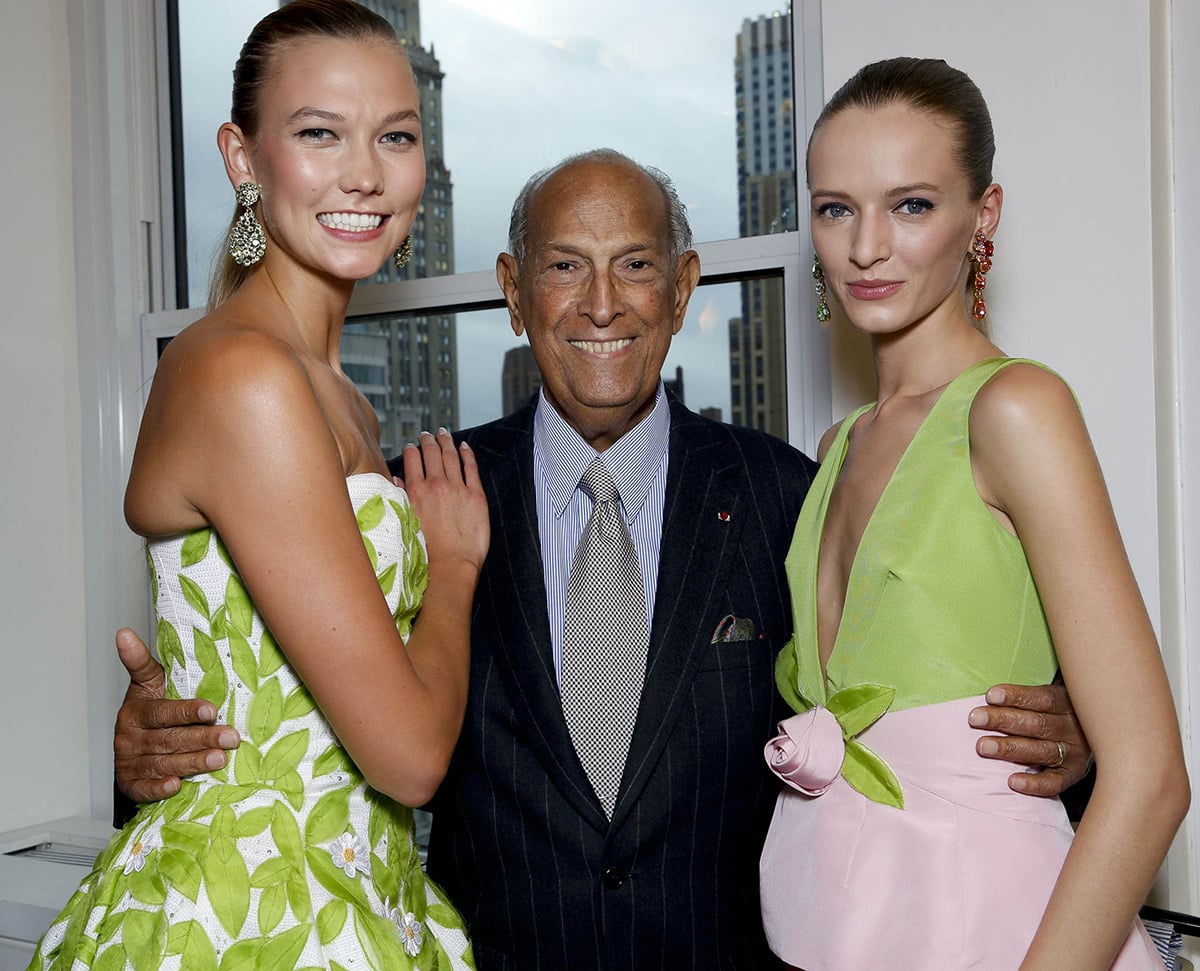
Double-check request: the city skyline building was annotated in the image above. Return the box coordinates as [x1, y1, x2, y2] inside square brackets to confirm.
[729, 9, 795, 437]
[663, 365, 685, 406]
[341, 0, 459, 452]
[501, 345, 542, 415]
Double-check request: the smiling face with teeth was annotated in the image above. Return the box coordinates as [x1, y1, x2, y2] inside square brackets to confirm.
[496, 158, 701, 452]
[218, 35, 424, 285]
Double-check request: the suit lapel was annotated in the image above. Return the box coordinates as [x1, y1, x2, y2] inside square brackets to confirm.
[470, 410, 610, 831]
[612, 402, 750, 825]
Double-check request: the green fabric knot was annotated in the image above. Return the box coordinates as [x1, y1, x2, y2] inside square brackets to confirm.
[775, 638, 905, 809]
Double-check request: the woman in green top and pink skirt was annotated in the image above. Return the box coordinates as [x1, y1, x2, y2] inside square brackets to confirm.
[760, 58, 1188, 969]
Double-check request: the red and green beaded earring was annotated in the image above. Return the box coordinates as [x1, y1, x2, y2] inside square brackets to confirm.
[971, 230, 994, 320]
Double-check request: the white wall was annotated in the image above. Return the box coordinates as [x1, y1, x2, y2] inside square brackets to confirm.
[822, 1, 1160, 613]
[821, 0, 1196, 910]
[0, 0, 90, 830]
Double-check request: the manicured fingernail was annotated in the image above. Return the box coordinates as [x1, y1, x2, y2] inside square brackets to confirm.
[978, 738, 998, 756]
[968, 709, 986, 728]
[987, 687, 1006, 704]
[205, 751, 228, 770]
[438, 426, 448, 435]
[218, 730, 240, 749]
[460, 441, 472, 450]
[198, 703, 216, 722]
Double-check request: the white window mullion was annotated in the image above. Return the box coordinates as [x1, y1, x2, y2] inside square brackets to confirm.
[69, 0, 165, 821]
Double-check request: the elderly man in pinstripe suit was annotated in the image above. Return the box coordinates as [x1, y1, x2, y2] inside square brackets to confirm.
[112, 149, 1092, 970]
[415, 149, 819, 969]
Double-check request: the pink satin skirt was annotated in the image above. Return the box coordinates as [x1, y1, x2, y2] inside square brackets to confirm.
[759, 695, 1160, 969]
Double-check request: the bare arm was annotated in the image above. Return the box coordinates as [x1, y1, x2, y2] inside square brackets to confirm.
[125, 331, 488, 807]
[971, 364, 1188, 969]
[111, 429, 486, 805]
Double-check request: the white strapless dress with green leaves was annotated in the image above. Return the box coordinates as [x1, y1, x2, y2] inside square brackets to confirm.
[32, 473, 475, 971]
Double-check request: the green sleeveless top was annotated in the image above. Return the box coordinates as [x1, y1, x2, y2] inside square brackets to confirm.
[777, 358, 1060, 725]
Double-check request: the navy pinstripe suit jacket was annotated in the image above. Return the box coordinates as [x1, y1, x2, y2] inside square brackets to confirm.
[396, 396, 817, 971]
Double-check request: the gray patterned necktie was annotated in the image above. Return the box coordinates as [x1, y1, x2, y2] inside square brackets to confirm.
[561, 456, 651, 818]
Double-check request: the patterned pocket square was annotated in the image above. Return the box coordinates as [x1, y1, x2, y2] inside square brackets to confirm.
[711, 614, 759, 643]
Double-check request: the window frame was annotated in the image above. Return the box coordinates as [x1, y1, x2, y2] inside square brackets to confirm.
[69, 0, 176, 819]
[72, 0, 829, 821]
[143, 0, 830, 448]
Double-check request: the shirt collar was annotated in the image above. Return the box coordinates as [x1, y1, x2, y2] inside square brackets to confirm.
[534, 383, 671, 521]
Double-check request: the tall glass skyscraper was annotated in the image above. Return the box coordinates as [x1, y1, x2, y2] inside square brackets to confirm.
[730, 10, 795, 437]
[341, 0, 459, 450]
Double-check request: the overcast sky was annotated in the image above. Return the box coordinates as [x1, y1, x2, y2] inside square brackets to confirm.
[178, 0, 797, 425]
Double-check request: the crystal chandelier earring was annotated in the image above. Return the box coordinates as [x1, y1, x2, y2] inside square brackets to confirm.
[812, 255, 831, 323]
[227, 182, 266, 267]
[394, 235, 414, 269]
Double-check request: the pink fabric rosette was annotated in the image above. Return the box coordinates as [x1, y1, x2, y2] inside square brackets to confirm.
[763, 707, 845, 796]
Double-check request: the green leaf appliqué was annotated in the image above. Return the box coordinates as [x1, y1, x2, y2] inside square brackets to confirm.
[257, 923, 312, 971]
[193, 627, 228, 710]
[224, 572, 253, 637]
[313, 742, 353, 779]
[180, 529, 211, 568]
[826, 682, 895, 737]
[122, 908, 168, 971]
[258, 881, 288, 936]
[247, 677, 284, 746]
[179, 574, 210, 621]
[259, 628, 285, 677]
[317, 899, 348, 945]
[356, 494, 386, 532]
[228, 627, 257, 692]
[283, 684, 317, 720]
[305, 789, 351, 846]
[156, 618, 184, 674]
[203, 834, 250, 937]
[158, 847, 203, 903]
[232, 740, 263, 786]
[260, 729, 309, 783]
[841, 738, 905, 810]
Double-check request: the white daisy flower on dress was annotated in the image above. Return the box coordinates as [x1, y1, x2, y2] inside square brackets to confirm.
[327, 832, 371, 879]
[395, 909, 424, 957]
[123, 838, 149, 875]
[384, 899, 424, 957]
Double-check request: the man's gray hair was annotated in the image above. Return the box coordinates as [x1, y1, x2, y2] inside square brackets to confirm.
[506, 148, 694, 268]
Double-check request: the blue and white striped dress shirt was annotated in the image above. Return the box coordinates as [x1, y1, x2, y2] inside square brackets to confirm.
[533, 384, 671, 685]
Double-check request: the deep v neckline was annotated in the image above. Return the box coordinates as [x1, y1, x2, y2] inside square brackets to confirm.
[809, 362, 994, 695]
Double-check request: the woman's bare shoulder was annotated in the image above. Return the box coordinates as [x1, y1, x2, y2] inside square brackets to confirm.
[127, 315, 330, 534]
[968, 360, 1095, 512]
[157, 313, 307, 391]
[969, 361, 1080, 448]
[816, 419, 845, 463]
[146, 322, 331, 467]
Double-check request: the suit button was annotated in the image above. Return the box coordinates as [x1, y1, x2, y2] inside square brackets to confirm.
[602, 867, 627, 889]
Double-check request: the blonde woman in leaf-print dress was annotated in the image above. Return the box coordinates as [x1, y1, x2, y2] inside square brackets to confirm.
[34, 489, 471, 970]
[30, 3, 486, 970]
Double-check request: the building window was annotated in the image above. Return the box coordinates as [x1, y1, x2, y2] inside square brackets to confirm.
[159, 0, 819, 444]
